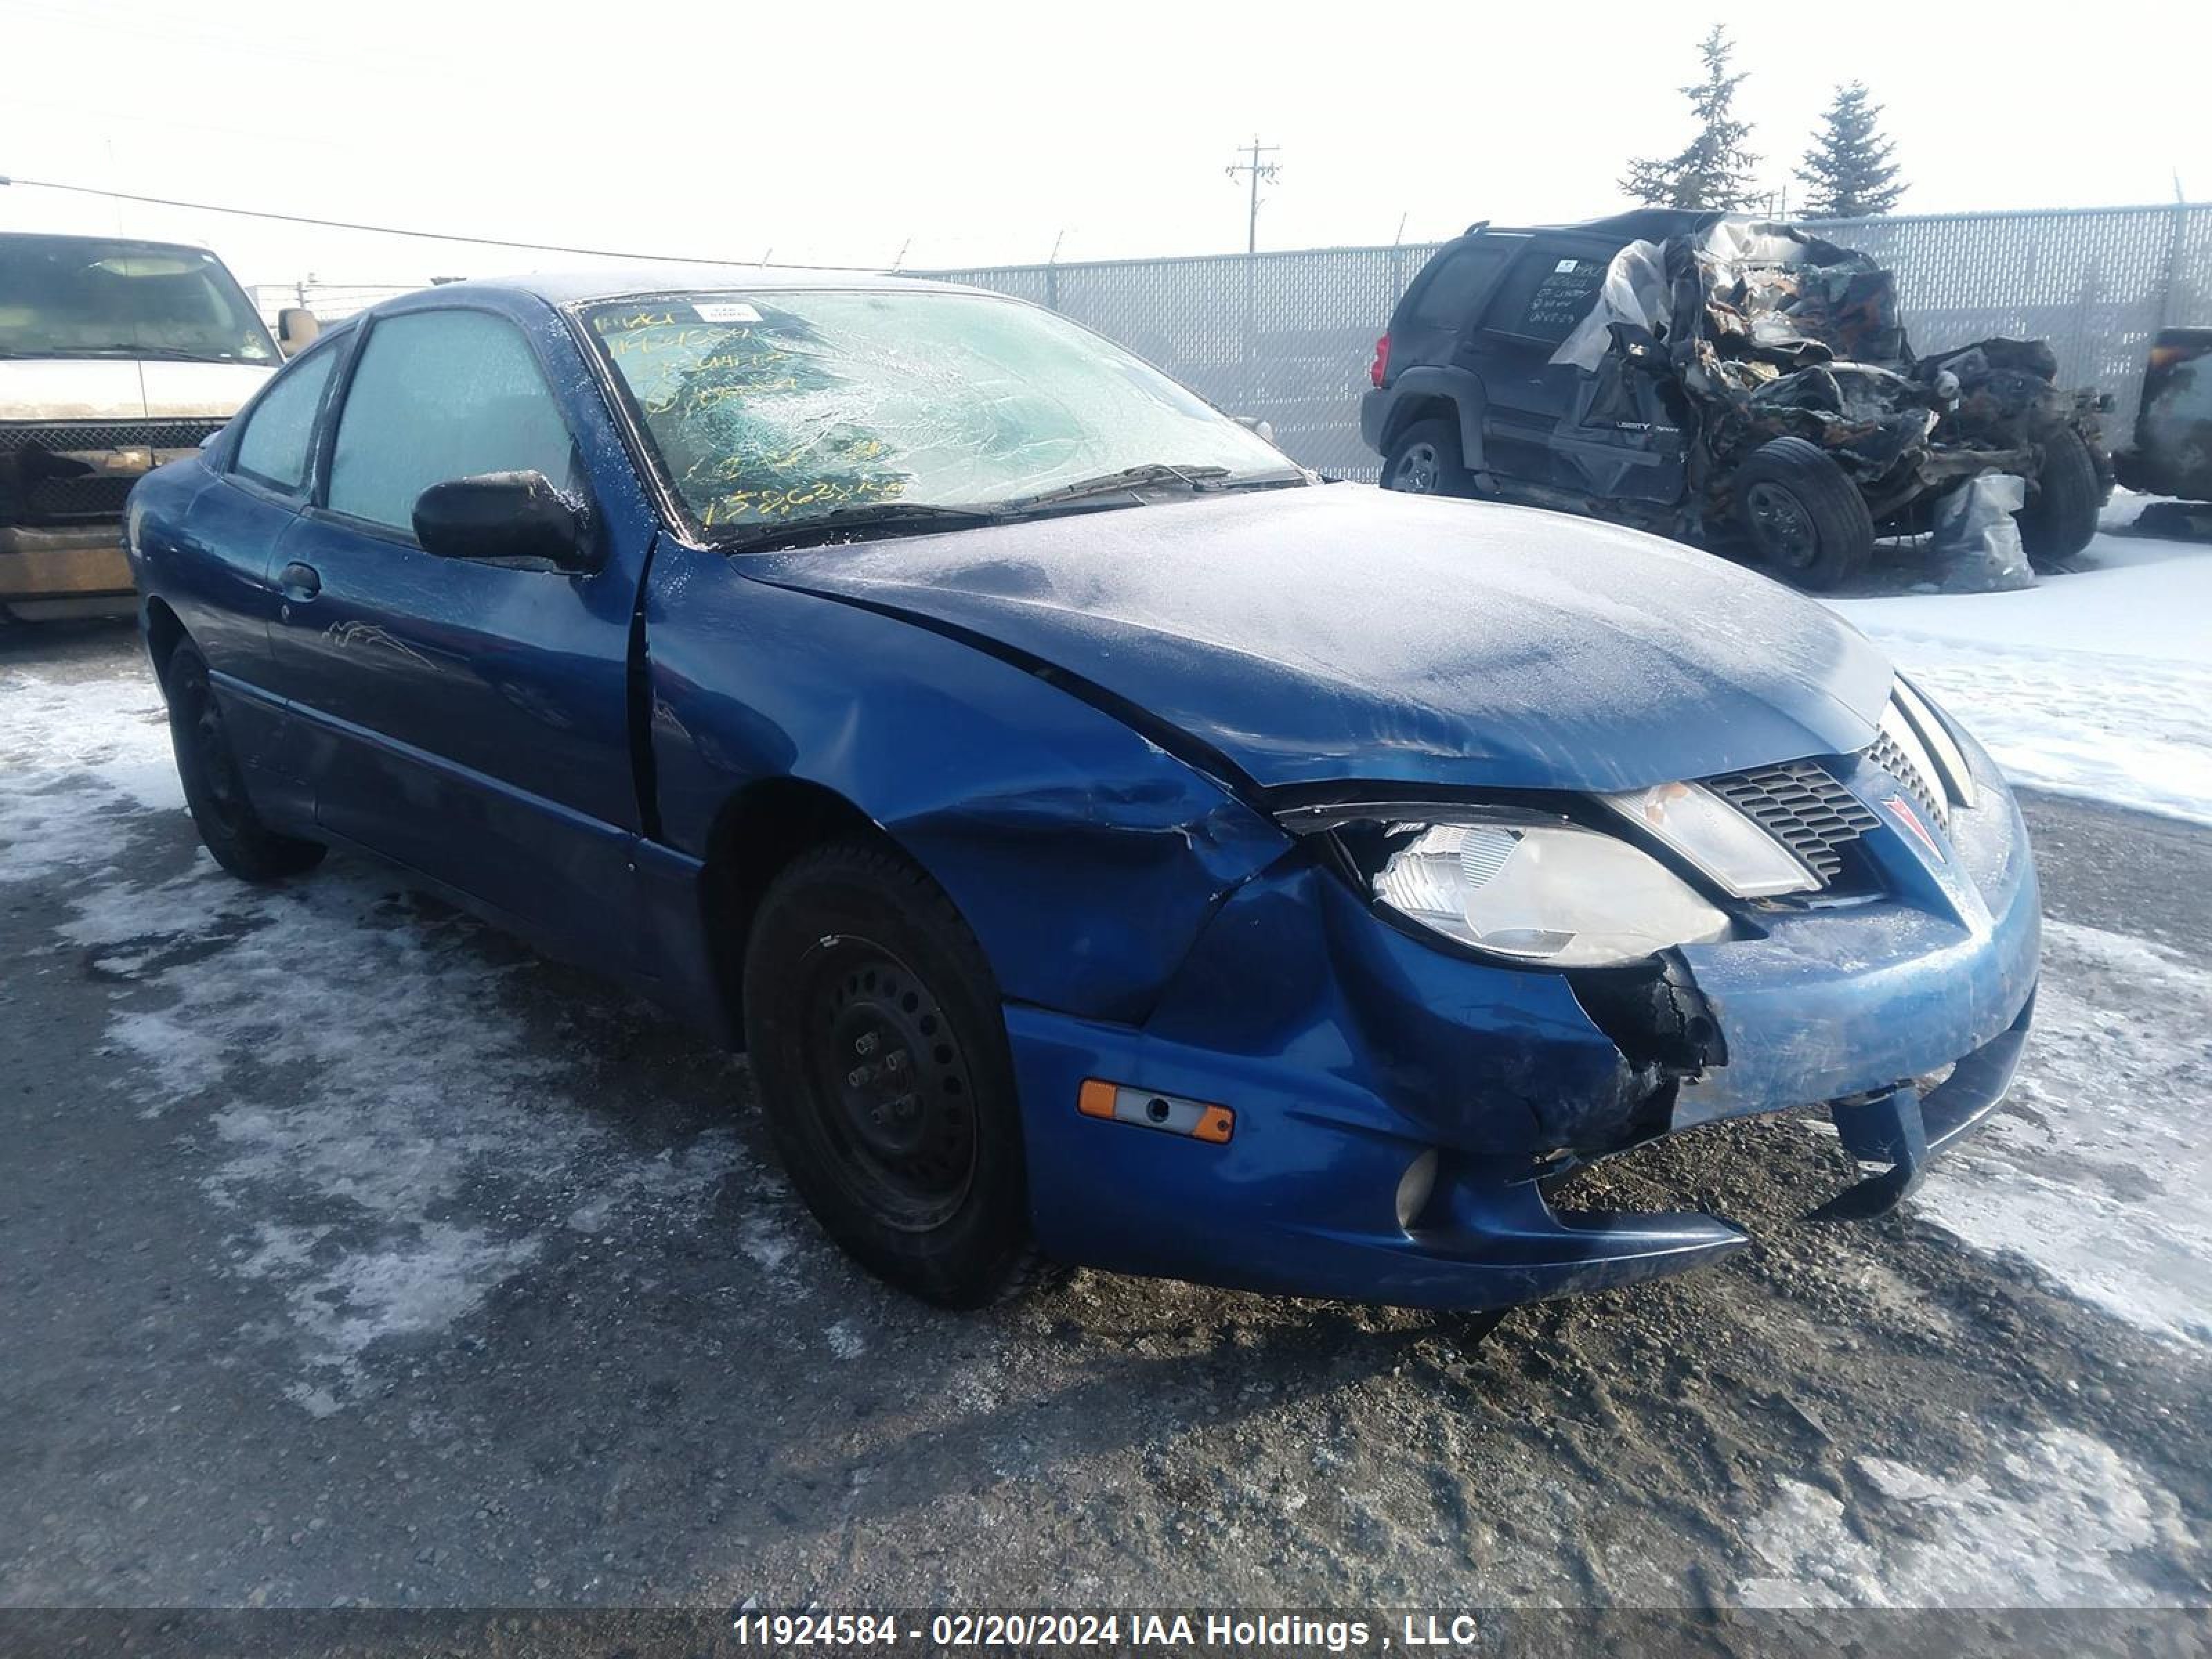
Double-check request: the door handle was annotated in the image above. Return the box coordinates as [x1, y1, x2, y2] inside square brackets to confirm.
[278, 561, 322, 601]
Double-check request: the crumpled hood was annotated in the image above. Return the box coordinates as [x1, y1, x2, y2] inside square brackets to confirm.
[746, 486, 1893, 795]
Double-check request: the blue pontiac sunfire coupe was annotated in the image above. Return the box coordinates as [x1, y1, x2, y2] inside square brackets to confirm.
[126, 269, 2041, 1311]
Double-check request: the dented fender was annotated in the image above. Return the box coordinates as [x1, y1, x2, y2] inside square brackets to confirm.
[643, 539, 1288, 1024]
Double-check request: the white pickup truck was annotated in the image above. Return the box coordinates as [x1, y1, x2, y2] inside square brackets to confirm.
[1, 232, 297, 621]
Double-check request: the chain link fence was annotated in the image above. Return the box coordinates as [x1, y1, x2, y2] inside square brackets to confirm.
[252, 283, 418, 328]
[256, 204, 2212, 485]
[932, 203, 2212, 481]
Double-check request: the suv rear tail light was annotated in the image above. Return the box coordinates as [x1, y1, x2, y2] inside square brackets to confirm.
[1369, 332, 1391, 388]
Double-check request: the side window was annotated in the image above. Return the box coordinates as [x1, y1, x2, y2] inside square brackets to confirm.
[1409, 241, 1516, 329]
[1481, 246, 1613, 346]
[326, 309, 574, 534]
[232, 344, 339, 494]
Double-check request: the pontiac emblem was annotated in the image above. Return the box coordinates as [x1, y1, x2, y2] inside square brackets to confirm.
[1884, 794, 1945, 862]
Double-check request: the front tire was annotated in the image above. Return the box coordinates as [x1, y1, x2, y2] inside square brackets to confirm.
[742, 838, 1040, 1307]
[162, 641, 326, 881]
[2018, 426, 2102, 569]
[1382, 417, 1476, 497]
[1732, 436, 1875, 591]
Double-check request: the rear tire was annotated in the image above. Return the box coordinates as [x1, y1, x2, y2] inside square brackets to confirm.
[1732, 437, 1875, 592]
[742, 837, 1042, 1308]
[162, 641, 326, 882]
[2018, 426, 2102, 570]
[1382, 417, 1477, 497]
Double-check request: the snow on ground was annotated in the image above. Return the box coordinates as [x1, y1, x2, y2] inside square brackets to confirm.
[0, 660, 757, 1412]
[1828, 496, 2212, 826]
[1913, 919, 2212, 1350]
[1736, 1427, 2194, 1608]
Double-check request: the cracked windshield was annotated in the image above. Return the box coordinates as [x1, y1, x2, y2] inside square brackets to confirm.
[585, 290, 1291, 534]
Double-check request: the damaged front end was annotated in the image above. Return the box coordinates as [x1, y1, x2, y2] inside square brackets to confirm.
[1569, 222, 2112, 550]
[1009, 686, 2038, 1313]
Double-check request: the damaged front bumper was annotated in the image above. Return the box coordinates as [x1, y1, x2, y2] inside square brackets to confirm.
[1012, 739, 2038, 1311]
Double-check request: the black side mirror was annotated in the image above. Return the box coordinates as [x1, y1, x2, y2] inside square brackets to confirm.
[1607, 321, 1667, 368]
[412, 471, 591, 570]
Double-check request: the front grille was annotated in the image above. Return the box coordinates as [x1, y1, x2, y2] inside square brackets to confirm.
[1866, 729, 1950, 834]
[0, 418, 225, 525]
[0, 418, 226, 454]
[20, 472, 136, 521]
[1704, 759, 1880, 883]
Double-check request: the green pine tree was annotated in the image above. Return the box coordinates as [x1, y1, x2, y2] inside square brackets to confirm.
[1620, 26, 1761, 212]
[1795, 82, 1906, 218]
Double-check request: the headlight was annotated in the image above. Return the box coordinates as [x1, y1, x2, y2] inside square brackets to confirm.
[1600, 780, 1819, 897]
[1371, 818, 1730, 967]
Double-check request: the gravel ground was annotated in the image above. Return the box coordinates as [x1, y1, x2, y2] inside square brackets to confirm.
[2, 623, 2208, 1614]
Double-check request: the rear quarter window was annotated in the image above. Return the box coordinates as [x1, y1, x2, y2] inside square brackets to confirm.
[1483, 247, 1614, 345]
[232, 345, 339, 494]
[1406, 241, 1517, 329]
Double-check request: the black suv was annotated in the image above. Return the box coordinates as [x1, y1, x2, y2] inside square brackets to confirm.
[1361, 209, 2112, 589]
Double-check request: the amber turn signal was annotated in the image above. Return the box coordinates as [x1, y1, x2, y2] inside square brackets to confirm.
[1077, 1078, 1234, 1144]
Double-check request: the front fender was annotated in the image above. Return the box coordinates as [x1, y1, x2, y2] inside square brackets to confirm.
[644, 543, 1288, 1024]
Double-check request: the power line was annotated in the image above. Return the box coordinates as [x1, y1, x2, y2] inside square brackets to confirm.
[1224, 137, 1281, 256]
[0, 173, 891, 273]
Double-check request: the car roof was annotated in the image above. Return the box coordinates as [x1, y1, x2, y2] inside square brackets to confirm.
[0, 229, 223, 258]
[418, 264, 984, 309]
[1461, 208, 1736, 243]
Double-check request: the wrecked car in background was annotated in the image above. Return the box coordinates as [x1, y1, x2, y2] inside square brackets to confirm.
[2116, 327, 2212, 523]
[1364, 209, 2112, 589]
[126, 268, 2038, 1318]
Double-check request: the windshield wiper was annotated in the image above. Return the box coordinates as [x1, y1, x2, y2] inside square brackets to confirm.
[997, 462, 1316, 514]
[33, 344, 247, 363]
[997, 462, 1236, 512]
[715, 500, 1005, 554]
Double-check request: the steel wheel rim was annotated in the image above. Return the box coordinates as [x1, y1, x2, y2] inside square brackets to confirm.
[182, 672, 247, 834]
[1745, 480, 1818, 568]
[1391, 442, 1440, 493]
[798, 935, 978, 1231]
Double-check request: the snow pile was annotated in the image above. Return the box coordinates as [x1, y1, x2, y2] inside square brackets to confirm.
[1736, 1427, 2191, 1607]
[1914, 919, 2212, 1349]
[1828, 496, 2212, 825]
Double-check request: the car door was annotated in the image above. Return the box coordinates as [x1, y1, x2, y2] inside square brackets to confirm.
[170, 333, 348, 821]
[263, 299, 646, 967]
[1462, 236, 1618, 489]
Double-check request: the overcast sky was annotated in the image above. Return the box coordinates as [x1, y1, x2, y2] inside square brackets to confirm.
[3, 0, 2206, 292]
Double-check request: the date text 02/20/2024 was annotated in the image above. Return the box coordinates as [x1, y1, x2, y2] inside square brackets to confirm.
[728, 1610, 1504, 1650]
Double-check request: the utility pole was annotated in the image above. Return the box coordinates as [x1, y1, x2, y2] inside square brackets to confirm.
[1225, 138, 1279, 416]
[1225, 137, 1280, 255]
